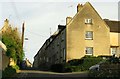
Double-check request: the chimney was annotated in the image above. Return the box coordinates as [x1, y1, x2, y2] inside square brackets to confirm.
[4, 19, 9, 26]
[77, 4, 83, 13]
[66, 17, 72, 25]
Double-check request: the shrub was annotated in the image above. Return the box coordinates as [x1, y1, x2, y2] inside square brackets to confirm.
[89, 63, 120, 78]
[66, 56, 103, 72]
[12, 65, 20, 70]
[108, 57, 120, 64]
[2, 66, 16, 78]
[81, 57, 103, 71]
[50, 64, 64, 72]
[89, 56, 120, 78]
[64, 67, 72, 72]
[50, 56, 104, 73]
[68, 58, 84, 66]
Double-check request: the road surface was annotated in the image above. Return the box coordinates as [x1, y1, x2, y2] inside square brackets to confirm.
[10, 70, 89, 79]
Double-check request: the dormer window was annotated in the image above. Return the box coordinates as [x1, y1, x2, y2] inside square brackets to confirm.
[50, 38, 52, 42]
[85, 19, 92, 24]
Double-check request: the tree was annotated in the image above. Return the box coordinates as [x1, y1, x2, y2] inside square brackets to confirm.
[2, 26, 24, 65]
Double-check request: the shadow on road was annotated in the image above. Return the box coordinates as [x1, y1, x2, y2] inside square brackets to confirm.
[2, 70, 89, 79]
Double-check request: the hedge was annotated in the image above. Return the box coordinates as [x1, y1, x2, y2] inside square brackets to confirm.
[2, 66, 16, 78]
[50, 56, 104, 72]
[2, 65, 19, 78]
[66, 56, 103, 71]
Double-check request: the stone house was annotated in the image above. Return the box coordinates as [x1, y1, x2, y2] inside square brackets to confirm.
[33, 2, 120, 69]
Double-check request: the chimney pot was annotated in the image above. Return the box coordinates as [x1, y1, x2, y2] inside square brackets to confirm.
[77, 3, 83, 12]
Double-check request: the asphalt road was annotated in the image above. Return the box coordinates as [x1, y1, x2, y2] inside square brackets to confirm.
[10, 70, 89, 79]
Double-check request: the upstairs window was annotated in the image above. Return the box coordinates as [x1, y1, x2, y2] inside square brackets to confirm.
[85, 31, 93, 40]
[63, 48, 66, 60]
[85, 19, 92, 24]
[86, 47, 93, 55]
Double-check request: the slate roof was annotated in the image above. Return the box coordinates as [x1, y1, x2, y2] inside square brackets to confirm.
[104, 19, 120, 33]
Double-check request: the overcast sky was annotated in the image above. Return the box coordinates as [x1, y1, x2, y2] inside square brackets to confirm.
[0, 0, 119, 63]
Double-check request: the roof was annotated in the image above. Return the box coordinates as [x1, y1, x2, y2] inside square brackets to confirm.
[34, 25, 66, 58]
[67, 2, 108, 29]
[45, 25, 66, 49]
[104, 19, 120, 33]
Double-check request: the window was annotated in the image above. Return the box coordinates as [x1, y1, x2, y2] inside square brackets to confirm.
[85, 31, 93, 40]
[61, 38, 64, 42]
[44, 57, 45, 60]
[85, 19, 92, 24]
[57, 43, 60, 46]
[63, 48, 66, 60]
[40, 57, 41, 61]
[46, 57, 49, 62]
[50, 38, 52, 42]
[111, 47, 117, 55]
[86, 47, 93, 55]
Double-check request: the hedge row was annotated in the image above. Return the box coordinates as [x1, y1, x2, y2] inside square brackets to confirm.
[50, 56, 103, 72]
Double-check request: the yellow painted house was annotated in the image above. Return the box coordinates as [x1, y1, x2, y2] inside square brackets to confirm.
[33, 2, 120, 68]
[66, 2, 111, 61]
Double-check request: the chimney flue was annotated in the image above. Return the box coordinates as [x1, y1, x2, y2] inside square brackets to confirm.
[77, 4, 83, 13]
[66, 17, 72, 25]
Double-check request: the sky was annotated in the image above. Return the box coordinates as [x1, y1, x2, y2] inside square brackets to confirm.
[0, 0, 119, 63]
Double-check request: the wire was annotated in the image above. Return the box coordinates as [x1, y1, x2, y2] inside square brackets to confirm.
[9, 1, 49, 38]
[10, 0, 21, 22]
[26, 29, 49, 38]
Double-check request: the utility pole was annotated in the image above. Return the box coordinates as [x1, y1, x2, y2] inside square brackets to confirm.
[22, 22, 25, 48]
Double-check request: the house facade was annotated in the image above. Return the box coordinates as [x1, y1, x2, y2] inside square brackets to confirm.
[105, 20, 120, 57]
[0, 40, 9, 71]
[33, 2, 120, 69]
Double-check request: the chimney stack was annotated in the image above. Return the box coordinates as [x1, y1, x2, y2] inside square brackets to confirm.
[66, 17, 72, 25]
[4, 19, 9, 26]
[77, 3, 83, 13]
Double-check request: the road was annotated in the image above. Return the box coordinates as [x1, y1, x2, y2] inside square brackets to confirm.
[10, 70, 89, 79]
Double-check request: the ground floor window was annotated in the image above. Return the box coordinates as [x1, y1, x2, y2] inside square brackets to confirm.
[85, 47, 93, 55]
[111, 47, 117, 55]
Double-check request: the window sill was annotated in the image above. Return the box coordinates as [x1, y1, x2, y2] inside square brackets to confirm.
[85, 54, 93, 55]
[85, 38, 93, 40]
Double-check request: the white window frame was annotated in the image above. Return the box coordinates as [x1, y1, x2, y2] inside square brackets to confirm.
[85, 19, 92, 24]
[110, 47, 117, 55]
[85, 47, 93, 55]
[85, 31, 93, 40]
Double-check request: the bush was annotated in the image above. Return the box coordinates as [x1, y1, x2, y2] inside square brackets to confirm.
[12, 65, 20, 70]
[89, 63, 120, 78]
[89, 56, 120, 78]
[50, 56, 104, 73]
[68, 58, 84, 66]
[66, 56, 103, 72]
[2, 66, 16, 78]
[50, 64, 64, 72]
[108, 57, 120, 64]
[80, 57, 103, 71]
[64, 68, 72, 72]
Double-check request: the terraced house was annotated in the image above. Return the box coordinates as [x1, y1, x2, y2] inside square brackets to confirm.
[33, 2, 120, 69]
